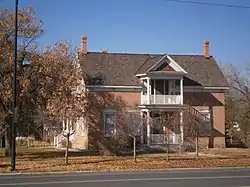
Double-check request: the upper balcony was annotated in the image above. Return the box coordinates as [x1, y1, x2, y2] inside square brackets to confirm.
[140, 78, 183, 106]
[141, 95, 181, 105]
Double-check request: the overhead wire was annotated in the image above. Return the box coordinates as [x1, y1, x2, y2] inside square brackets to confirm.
[165, 0, 250, 9]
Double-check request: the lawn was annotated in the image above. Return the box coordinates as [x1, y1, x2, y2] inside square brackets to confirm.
[0, 147, 249, 173]
[201, 148, 250, 158]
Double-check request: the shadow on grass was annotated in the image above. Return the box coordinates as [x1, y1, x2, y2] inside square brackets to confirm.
[16, 150, 101, 160]
[0, 163, 9, 168]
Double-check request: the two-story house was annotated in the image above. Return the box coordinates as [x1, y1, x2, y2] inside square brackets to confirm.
[54, 36, 228, 153]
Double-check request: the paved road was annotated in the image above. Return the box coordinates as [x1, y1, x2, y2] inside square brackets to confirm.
[0, 168, 249, 187]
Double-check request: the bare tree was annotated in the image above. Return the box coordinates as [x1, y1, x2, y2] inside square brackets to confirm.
[157, 111, 179, 161]
[116, 109, 146, 162]
[1, 6, 86, 157]
[183, 105, 210, 159]
[222, 63, 250, 147]
[0, 6, 43, 155]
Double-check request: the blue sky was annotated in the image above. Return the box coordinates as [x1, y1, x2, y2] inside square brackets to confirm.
[2, 0, 250, 67]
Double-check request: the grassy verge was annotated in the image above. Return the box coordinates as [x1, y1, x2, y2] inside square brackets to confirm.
[201, 148, 250, 158]
[0, 147, 249, 173]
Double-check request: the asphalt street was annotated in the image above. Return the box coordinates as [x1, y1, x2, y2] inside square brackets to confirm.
[0, 168, 249, 187]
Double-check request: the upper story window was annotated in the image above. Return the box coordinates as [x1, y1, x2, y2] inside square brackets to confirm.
[175, 80, 180, 87]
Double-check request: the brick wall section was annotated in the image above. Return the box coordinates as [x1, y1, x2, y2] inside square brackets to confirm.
[184, 92, 226, 148]
[113, 92, 141, 107]
[86, 91, 140, 155]
[211, 93, 226, 148]
[86, 90, 226, 153]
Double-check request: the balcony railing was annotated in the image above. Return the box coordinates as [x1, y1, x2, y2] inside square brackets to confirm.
[141, 95, 181, 105]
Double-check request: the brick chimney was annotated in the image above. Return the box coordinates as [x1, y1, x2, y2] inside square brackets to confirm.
[203, 40, 210, 58]
[101, 49, 108, 53]
[81, 36, 87, 54]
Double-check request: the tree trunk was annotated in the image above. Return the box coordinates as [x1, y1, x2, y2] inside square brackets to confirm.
[1, 136, 5, 148]
[133, 136, 136, 162]
[243, 131, 248, 145]
[27, 138, 30, 147]
[166, 142, 169, 161]
[230, 133, 233, 145]
[195, 134, 199, 159]
[65, 133, 69, 165]
[5, 126, 11, 157]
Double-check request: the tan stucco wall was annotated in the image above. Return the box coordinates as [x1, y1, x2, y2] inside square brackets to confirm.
[71, 117, 88, 150]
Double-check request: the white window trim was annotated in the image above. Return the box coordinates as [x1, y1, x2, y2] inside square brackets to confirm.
[198, 109, 211, 122]
[103, 109, 117, 137]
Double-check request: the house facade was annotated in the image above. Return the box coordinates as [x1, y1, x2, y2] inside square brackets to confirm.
[54, 37, 228, 153]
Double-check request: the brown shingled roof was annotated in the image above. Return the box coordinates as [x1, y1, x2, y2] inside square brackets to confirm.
[79, 52, 228, 87]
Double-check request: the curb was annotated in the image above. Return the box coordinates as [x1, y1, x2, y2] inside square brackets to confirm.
[0, 166, 249, 176]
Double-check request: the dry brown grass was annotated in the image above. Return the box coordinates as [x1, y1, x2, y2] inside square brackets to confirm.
[0, 147, 249, 173]
[0, 156, 249, 173]
[201, 148, 250, 158]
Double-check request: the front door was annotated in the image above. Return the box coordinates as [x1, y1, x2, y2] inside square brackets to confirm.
[150, 116, 165, 144]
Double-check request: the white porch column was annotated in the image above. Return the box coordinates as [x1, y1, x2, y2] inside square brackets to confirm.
[66, 119, 69, 132]
[146, 111, 151, 145]
[140, 111, 144, 145]
[153, 79, 156, 104]
[147, 78, 150, 104]
[163, 126, 166, 143]
[180, 111, 184, 146]
[164, 80, 166, 104]
[63, 120, 65, 131]
[141, 80, 144, 105]
[180, 78, 183, 105]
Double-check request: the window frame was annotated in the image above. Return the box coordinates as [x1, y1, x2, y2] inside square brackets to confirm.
[198, 109, 211, 121]
[103, 109, 117, 137]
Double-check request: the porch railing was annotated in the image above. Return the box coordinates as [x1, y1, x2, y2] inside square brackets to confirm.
[184, 105, 211, 136]
[141, 95, 181, 105]
[150, 134, 181, 144]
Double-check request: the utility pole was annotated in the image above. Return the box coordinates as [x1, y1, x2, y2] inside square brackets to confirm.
[10, 0, 19, 172]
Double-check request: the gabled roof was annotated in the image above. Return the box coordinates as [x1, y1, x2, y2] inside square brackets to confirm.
[137, 54, 188, 74]
[79, 52, 228, 87]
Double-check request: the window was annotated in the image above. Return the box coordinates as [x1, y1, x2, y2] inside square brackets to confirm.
[198, 109, 211, 136]
[169, 80, 180, 95]
[126, 108, 142, 135]
[103, 109, 117, 137]
[199, 109, 210, 121]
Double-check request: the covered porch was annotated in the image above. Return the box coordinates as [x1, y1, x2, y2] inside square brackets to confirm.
[140, 109, 184, 145]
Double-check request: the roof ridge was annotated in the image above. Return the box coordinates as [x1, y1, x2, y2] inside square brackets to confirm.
[87, 52, 214, 57]
[87, 52, 164, 56]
